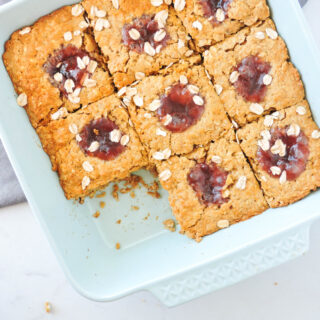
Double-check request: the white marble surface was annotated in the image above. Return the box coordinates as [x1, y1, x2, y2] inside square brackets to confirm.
[1, 1, 320, 319]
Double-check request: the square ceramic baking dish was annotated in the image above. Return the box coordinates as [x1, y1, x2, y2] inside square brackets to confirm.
[1, 0, 320, 307]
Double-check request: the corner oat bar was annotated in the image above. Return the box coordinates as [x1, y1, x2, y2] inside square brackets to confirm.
[3, 5, 114, 128]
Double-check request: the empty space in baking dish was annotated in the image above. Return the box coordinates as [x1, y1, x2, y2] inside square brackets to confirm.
[86, 169, 174, 249]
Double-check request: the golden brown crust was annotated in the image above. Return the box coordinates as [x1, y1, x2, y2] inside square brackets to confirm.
[126, 59, 235, 163]
[157, 139, 268, 241]
[82, 0, 195, 88]
[3, 5, 114, 128]
[174, 0, 270, 49]
[204, 19, 305, 126]
[37, 95, 147, 199]
[237, 101, 320, 207]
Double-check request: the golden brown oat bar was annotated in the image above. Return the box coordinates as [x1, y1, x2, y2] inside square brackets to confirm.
[156, 138, 268, 241]
[37, 95, 147, 199]
[126, 58, 234, 163]
[237, 101, 320, 207]
[173, 0, 269, 49]
[3, 5, 114, 128]
[82, 0, 195, 88]
[204, 19, 305, 126]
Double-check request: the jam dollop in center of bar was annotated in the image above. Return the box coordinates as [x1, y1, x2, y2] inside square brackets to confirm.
[257, 126, 310, 180]
[199, 0, 232, 24]
[188, 162, 229, 206]
[157, 83, 205, 133]
[78, 118, 126, 161]
[233, 55, 271, 103]
[44, 45, 93, 96]
[122, 15, 169, 54]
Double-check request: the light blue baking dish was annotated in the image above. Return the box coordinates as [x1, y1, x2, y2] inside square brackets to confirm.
[1, 0, 320, 307]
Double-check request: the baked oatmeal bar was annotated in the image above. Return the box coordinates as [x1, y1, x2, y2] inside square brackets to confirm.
[82, 0, 195, 88]
[157, 139, 268, 240]
[3, 4, 113, 128]
[173, 0, 270, 49]
[204, 19, 305, 126]
[237, 101, 320, 207]
[126, 58, 234, 163]
[37, 95, 147, 199]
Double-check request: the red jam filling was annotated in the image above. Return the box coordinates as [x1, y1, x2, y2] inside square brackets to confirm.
[187, 162, 229, 206]
[44, 45, 93, 96]
[122, 15, 169, 54]
[156, 83, 205, 133]
[257, 126, 310, 180]
[78, 118, 125, 161]
[233, 55, 271, 103]
[199, 0, 232, 25]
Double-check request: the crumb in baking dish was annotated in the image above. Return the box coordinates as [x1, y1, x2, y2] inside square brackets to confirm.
[112, 184, 120, 201]
[96, 191, 106, 198]
[116, 174, 162, 198]
[143, 213, 151, 220]
[92, 210, 101, 218]
[163, 219, 176, 232]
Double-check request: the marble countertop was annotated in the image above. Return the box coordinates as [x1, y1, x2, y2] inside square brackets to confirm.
[1, 1, 320, 319]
